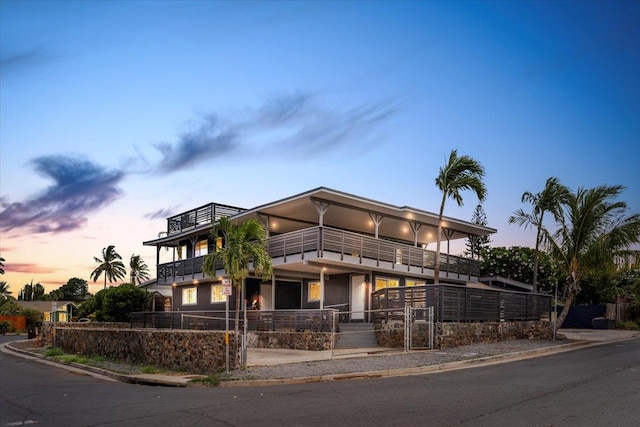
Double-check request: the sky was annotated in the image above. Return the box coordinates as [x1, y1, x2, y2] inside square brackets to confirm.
[1, 0, 639, 295]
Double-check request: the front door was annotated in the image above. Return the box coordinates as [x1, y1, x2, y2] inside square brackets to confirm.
[350, 274, 366, 321]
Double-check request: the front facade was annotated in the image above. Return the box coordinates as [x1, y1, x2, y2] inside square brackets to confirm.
[143, 187, 496, 319]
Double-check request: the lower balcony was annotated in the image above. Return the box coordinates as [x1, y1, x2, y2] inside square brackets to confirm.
[156, 226, 480, 285]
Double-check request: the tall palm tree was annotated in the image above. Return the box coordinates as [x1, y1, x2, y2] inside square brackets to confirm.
[508, 177, 570, 292]
[129, 254, 150, 285]
[91, 245, 126, 289]
[434, 149, 487, 283]
[0, 281, 11, 298]
[545, 185, 640, 329]
[202, 217, 273, 368]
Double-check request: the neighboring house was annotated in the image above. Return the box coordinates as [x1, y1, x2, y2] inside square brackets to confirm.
[479, 276, 534, 293]
[143, 187, 496, 320]
[137, 279, 173, 311]
[16, 301, 78, 322]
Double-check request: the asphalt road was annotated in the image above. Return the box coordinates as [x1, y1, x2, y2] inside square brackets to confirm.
[1, 335, 639, 426]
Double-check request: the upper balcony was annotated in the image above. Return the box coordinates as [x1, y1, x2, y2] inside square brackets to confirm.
[157, 226, 480, 285]
[165, 203, 245, 236]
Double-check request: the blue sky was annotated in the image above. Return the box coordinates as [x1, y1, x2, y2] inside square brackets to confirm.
[1, 0, 639, 293]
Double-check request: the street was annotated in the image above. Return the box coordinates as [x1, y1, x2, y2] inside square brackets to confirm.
[1, 335, 639, 426]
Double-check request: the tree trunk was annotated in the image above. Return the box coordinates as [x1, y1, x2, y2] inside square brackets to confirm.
[233, 281, 241, 369]
[555, 290, 575, 330]
[434, 195, 447, 284]
[532, 225, 541, 293]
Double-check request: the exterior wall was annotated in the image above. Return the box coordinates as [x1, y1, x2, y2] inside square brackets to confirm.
[41, 323, 238, 373]
[247, 331, 333, 351]
[376, 321, 553, 349]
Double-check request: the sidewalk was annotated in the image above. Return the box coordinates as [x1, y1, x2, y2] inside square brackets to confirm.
[2, 329, 638, 388]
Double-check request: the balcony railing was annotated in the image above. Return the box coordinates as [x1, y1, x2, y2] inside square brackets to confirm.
[157, 226, 480, 283]
[167, 203, 245, 235]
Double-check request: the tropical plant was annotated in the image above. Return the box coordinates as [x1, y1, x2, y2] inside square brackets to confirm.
[129, 254, 150, 285]
[464, 204, 491, 260]
[509, 177, 570, 292]
[480, 246, 561, 295]
[0, 281, 12, 298]
[91, 245, 126, 289]
[434, 149, 487, 283]
[202, 217, 273, 367]
[98, 283, 150, 322]
[52, 277, 90, 302]
[544, 185, 640, 329]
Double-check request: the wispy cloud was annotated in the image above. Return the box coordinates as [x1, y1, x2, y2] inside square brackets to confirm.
[5, 263, 57, 274]
[144, 206, 180, 221]
[0, 46, 57, 80]
[151, 92, 396, 172]
[0, 155, 124, 234]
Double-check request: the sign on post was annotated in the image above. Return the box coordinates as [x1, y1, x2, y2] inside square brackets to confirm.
[222, 279, 232, 296]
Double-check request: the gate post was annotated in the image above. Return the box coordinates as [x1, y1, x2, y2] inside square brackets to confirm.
[404, 305, 411, 352]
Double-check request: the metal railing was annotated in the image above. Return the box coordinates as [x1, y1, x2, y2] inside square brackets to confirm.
[167, 203, 245, 235]
[157, 226, 480, 283]
[371, 284, 551, 323]
[130, 309, 338, 332]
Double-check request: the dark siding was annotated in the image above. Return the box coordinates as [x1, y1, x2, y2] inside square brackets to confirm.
[275, 281, 301, 309]
[324, 273, 350, 306]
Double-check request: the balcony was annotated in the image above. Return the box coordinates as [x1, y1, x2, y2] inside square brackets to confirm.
[157, 226, 480, 284]
[166, 203, 245, 236]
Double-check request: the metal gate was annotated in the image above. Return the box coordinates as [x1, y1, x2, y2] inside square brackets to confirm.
[404, 306, 434, 351]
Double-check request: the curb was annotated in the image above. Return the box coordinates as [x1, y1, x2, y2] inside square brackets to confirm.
[1, 341, 188, 387]
[3, 336, 636, 388]
[217, 340, 601, 387]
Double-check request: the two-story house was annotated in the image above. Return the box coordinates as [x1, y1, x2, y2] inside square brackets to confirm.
[143, 187, 495, 321]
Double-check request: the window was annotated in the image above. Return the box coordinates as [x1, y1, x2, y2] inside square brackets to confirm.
[308, 282, 321, 302]
[211, 284, 227, 303]
[405, 279, 425, 287]
[375, 277, 399, 291]
[195, 240, 208, 257]
[182, 287, 197, 305]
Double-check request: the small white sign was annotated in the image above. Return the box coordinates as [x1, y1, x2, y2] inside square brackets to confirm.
[222, 285, 232, 296]
[221, 279, 230, 286]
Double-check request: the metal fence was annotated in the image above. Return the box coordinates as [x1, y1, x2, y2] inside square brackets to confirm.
[371, 284, 551, 323]
[130, 309, 337, 332]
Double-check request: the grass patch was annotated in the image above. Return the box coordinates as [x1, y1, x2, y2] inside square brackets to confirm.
[141, 365, 164, 374]
[617, 320, 640, 330]
[189, 371, 232, 386]
[44, 347, 64, 357]
[59, 354, 89, 364]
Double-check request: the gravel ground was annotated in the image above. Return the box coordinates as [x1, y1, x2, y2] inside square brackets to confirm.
[225, 339, 570, 381]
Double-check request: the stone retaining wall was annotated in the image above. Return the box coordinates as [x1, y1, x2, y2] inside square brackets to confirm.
[247, 331, 333, 350]
[41, 323, 237, 373]
[376, 321, 553, 349]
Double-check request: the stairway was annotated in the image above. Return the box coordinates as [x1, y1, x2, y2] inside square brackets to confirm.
[334, 323, 378, 349]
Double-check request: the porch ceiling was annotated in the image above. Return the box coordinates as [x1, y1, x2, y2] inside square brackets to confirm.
[232, 187, 495, 245]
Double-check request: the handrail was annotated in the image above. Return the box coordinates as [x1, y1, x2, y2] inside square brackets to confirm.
[157, 226, 480, 282]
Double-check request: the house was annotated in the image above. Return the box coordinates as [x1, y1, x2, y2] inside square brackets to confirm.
[15, 301, 78, 322]
[143, 187, 496, 321]
[137, 279, 173, 311]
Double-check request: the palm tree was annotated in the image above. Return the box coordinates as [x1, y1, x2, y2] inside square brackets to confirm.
[129, 254, 150, 285]
[545, 185, 640, 329]
[0, 256, 5, 275]
[508, 177, 570, 292]
[202, 217, 273, 368]
[91, 245, 126, 289]
[434, 149, 487, 283]
[0, 281, 11, 298]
